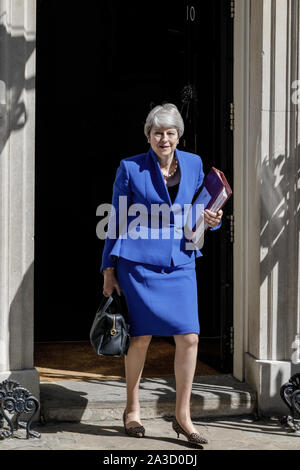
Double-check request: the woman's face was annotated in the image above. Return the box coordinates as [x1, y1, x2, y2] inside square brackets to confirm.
[148, 126, 179, 160]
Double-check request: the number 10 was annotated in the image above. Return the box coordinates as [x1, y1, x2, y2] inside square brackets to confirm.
[187, 5, 196, 22]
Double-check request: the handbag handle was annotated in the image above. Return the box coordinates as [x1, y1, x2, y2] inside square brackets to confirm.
[97, 291, 123, 315]
[96, 295, 113, 314]
[103, 295, 114, 311]
[111, 290, 124, 314]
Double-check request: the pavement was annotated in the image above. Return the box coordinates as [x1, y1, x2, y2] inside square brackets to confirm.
[0, 415, 300, 451]
[0, 374, 299, 452]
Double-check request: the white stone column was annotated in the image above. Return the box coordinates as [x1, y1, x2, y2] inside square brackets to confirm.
[238, 0, 300, 415]
[0, 0, 39, 398]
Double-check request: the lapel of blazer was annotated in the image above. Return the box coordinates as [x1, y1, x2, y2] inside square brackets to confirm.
[147, 147, 184, 207]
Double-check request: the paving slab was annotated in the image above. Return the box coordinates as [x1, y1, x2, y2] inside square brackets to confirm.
[0, 416, 299, 451]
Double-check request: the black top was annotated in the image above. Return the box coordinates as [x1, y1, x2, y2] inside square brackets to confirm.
[167, 182, 179, 203]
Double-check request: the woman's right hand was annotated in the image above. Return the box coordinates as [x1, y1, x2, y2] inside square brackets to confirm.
[103, 270, 122, 297]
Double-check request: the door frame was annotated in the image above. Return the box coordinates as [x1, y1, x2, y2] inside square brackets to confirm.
[233, 0, 250, 382]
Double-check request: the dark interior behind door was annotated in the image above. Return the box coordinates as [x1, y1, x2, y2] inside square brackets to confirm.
[35, 0, 233, 372]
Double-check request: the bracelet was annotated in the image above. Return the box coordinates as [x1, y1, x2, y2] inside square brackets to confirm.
[103, 267, 115, 273]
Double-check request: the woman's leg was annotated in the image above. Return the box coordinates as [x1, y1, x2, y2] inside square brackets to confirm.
[124, 335, 152, 427]
[173, 333, 199, 434]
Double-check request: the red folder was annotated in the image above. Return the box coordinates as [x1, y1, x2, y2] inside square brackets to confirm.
[184, 167, 232, 247]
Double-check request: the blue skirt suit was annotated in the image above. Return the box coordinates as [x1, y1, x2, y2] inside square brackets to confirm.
[100, 148, 222, 338]
[116, 183, 200, 337]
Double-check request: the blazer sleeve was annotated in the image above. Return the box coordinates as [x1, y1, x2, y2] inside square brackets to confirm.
[195, 157, 222, 232]
[100, 160, 132, 274]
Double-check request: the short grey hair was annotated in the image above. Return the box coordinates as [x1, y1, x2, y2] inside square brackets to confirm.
[144, 103, 184, 139]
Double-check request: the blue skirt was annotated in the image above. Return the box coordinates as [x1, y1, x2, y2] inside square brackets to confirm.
[116, 256, 200, 337]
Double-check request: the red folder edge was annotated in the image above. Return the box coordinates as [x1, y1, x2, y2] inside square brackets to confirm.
[190, 167, 233, 237]
[207, 167, 233, 210]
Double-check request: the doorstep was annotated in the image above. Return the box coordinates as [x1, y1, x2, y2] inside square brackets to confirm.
[40, 374, 257, 423]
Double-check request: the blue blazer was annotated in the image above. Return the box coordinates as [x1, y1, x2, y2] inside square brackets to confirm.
[100, 147, 221, 273]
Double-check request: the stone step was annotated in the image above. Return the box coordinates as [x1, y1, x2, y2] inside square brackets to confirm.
[40, 374, 257, 423]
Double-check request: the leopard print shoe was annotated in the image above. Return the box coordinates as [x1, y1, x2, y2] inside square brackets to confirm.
[123, 410, 145, 438]
[172, 417, 208, 445]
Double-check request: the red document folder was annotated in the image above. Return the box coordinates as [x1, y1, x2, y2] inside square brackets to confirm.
[184, 167, 232, 248]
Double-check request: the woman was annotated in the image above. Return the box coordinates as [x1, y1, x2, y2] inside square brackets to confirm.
[100, 103, 222, 445]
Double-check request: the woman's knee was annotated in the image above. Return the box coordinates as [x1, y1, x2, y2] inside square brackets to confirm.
[174, 333, 199, 348]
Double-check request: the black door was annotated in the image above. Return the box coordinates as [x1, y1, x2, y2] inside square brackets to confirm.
[181, 1, 234, 373]
[35, 0, 233, 372]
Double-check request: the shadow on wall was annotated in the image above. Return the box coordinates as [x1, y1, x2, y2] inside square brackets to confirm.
[8, 262, 35, 374]
[0, 16, 37, 429]
[0, 17, 36, 365]
[0, 23, 36, 155]
[0, 262, 41, 431]
[260, 141, 300, 408]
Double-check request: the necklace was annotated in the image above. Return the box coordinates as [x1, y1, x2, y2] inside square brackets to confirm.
[161, 155, 178, 181]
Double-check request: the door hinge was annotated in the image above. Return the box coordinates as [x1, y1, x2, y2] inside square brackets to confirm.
[230, 0, 235, 19]
[229, 102, 234, 131]
[226, 214, 234, 243]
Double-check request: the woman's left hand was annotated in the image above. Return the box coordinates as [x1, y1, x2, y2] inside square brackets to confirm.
[204, 209, 223, 228]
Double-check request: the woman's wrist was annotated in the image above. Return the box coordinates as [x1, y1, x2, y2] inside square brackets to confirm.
[103, 267, 115, 274]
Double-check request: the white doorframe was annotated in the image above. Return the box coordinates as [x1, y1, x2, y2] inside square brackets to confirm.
[233, 0, 250, 382]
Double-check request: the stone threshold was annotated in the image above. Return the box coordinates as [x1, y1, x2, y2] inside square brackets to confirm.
[40, 374, 257, 423]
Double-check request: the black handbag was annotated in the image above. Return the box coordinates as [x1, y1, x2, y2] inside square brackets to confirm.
[90, 291, 130, 357]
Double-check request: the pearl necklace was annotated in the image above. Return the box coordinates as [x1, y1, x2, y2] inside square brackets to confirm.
[161, 156, 178, 182]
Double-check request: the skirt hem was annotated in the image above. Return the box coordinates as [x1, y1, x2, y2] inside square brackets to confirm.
[129, 330, 200, 338]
